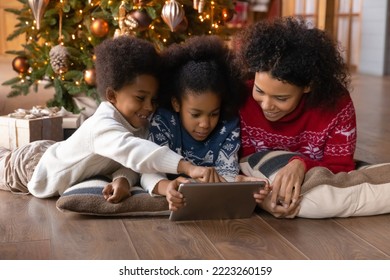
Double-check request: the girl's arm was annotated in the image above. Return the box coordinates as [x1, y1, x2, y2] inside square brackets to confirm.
[152, 177, 190, 211]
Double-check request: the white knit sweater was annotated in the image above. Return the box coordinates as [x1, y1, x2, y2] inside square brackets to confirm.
[28, 101, 183, 198]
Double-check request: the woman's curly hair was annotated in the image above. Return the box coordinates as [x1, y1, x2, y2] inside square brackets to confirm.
[158, 35, 247, 120]
[94, 36, 161, 99]
[234, 16, 350, 109]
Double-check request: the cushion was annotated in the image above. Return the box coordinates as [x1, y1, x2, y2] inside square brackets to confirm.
[240, 151, 390, 218]
[56, 176, 169, 216]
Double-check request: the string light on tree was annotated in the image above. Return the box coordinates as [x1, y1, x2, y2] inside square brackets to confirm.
[84, 68, 96, 86]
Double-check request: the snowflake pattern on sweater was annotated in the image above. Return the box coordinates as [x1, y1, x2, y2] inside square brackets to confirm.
[148, 108, 240, 181]
[240, 92, 357, 173]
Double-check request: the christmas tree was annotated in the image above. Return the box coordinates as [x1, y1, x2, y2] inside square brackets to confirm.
[3, 0, 237, 112]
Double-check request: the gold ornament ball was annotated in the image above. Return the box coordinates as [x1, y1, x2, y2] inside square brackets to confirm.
[12, 56, 30, 73]
[90, 18, 110, 38]
[84, 69, 96, 86]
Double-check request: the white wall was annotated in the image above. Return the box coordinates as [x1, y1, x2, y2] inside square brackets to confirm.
[359, 0, 390, 75]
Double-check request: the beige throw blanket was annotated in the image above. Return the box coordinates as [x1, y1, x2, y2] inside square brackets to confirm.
[240, 151, 390, 218]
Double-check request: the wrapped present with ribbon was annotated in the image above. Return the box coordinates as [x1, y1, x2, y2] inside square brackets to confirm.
[0, 106, 63, 149]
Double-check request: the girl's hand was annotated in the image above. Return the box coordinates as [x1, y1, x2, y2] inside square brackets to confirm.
[235, 175, 271, 204]
[166, 177, 190, 211]
[270, 159, 305, 209]
[102, 177, 131, 203]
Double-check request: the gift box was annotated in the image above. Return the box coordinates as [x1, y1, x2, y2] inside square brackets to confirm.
[0, 115, 63, 149]
[62, 114, 82, 139]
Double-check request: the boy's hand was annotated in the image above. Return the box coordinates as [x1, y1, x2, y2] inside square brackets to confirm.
[177, 160, 224, 182]
[102, 177, 131, 203]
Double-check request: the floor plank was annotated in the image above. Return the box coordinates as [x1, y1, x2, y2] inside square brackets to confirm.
[0, 240, 51, 260]
[196, 215, 307, 260]
[124, 218, 222, 259]
[46, 199, 139, 260]
[0, 191, 51, 243]
[259, 212, 389, 259]
[334, 215, 390, 257]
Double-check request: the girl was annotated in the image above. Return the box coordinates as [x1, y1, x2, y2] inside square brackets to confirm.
[234, 17, 356, 217]
[0, 36, 220, 203]
[141, 35, 269, 211]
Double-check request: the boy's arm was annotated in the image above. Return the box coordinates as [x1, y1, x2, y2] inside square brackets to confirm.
[112, 167, 139, 187]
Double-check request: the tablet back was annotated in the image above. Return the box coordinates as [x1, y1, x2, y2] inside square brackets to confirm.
[169, 181, 264, 221]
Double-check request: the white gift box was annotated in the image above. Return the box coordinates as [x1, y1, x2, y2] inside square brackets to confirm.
[0, 115, 63, 149]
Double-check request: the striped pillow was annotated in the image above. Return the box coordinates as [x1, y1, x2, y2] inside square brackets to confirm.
[56, 176, 169, 216]
[239, 150, 299, 181]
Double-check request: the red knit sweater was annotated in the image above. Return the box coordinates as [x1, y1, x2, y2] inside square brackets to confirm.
[239, 87, 357, 173]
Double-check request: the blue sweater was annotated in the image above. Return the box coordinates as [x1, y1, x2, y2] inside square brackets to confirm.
[145, 107, 240, 187]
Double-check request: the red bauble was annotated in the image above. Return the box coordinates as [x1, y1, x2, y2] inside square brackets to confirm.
[90, 18, 109, 38]
[12, 56, 30, 73]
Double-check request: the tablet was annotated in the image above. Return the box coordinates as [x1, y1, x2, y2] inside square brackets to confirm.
[169, 181, 265, 221]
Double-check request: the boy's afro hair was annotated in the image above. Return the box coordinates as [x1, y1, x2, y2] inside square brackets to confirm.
[94, 36, 160, 99]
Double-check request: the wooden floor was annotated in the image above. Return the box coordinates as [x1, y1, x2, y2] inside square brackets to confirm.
[1, 73, 390, 260]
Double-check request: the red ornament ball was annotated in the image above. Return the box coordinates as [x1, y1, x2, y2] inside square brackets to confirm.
[12, 56, 30, 73]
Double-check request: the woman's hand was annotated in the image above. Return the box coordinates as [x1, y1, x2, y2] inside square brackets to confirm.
[270, 159, 305, 209]
[259, 192, 302, 218]
[102, 177, 131, 203]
